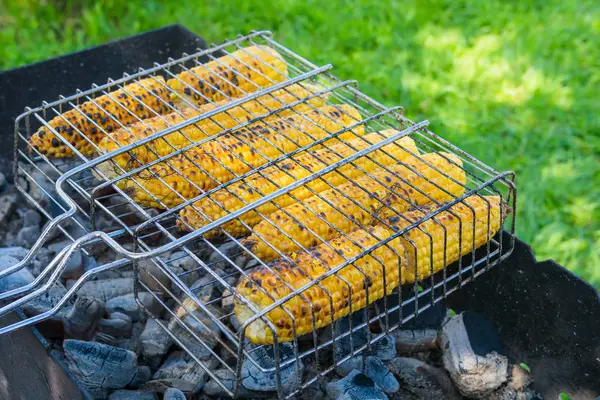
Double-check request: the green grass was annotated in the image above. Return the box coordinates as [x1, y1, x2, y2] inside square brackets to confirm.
[1, 0, 599, 285]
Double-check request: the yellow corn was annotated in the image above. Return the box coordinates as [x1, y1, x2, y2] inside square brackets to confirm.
[120, 104, 363, 208]
[167, 45, 287, 106]
[176, 130, 420, 236]
[243, 153, 466, 261]
[95, 83, 328, 179]
[235, 195, 505, 344]
[29, 77, 172, 158]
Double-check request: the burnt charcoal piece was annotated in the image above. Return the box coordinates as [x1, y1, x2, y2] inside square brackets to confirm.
[128, 366, 151, 389]
[203, 369, 273, 398]
[325, 370, 388, 400]
[241, 342, 304, 393]
[64, 339, 140, 398]
[163, 388, 186, 400]
[440, 312, 508, 397]
[105, 292, 160, 322]
[393, 329, 439, 354]
[139, 318, 172, 368]
[63, 297, 104, 340]
[168, 300, 220, 359]
[389, 357, 461, 400]
[98, 312, 133, 338]
[335, 356, 399, 394]
[153, 351, 215, 393]
[108, 390, 157, 400]
[78, 277, 134, 302]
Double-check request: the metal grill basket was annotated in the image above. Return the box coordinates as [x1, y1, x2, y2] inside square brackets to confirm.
[0, 31, 516, 399]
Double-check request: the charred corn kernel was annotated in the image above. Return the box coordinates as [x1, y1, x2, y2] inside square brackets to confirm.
[121, 104, 363, 208]
[96, 83, 328, 178]
[235, 195, 505, 344]
[383, 195, 505, 282]
[167, 46, 287, 106]
[243, 153, 466, 261]
[176, 130, 420, 236]
[29, 77, 172, 158]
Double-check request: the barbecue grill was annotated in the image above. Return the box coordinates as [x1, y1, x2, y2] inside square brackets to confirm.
[0, 30, 518, 398]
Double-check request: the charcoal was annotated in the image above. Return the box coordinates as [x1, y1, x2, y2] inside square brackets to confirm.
[336, 356, 398, 394]
[106, 292, 161, 322]
[99, 312, 134, 338]
[129, 366, 152, 389]
[0, 246, 30, 260]
[190, 274, 220, 301]
[208, 241, 243, 270]
[371, 335, 397, 360]
[300, 362, 327, 400]
[22, 209, 41, 227]
[78, 277, 134, 302]
[47, 240, 83, 279]
[139, 318, 172, 368]
[64, 339, 140, 398]
[0, 255, 33, 293]
[62, 249, 84, 280]
[21, 281, 72, 318]
[64, 296, 104, 340]
[168, 299, 220, 359]
[142, 378, 200, 396]
[153, 351, 215, 388]
[326, 370, 388, 400]
[16, 225, 41, 248]
[440, 311, 508, 398]
[139, 259, 172, 293]
[389, 357, 461, 400]
[393, 329, 439, 354]
[0, 193, 18, 227]
[203, 369, 273, 398]
[108, 390, 157, 400]
[115, 321, 145, 355]
[241, 342, 304, 393]
[163, 388, 186, 400]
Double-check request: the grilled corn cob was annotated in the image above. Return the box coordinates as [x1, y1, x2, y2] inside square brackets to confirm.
[29, 77, 172, 158]
[176, 130, 420, 236]
[121, 104, 363, 208]
[235, 195, 505, 344]
[243, 153, 466, 261]
[96, 83, 328, 178]
[168, 45, 287, 106]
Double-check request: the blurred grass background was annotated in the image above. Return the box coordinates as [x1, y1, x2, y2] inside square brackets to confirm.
[0, 0, 599, 285]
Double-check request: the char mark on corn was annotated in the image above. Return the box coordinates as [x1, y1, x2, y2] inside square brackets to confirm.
[120, 104, 363, 208]
[29, 77, 172, 158]
[242, 152, 467, 262]
[96, 83, 328, 178]
[167, 45, 287, 106]
[176, 130, 420, 236]
[235, 195, 506, 344]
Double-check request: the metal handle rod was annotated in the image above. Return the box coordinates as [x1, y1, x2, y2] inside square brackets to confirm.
[0, 257, 129, 335]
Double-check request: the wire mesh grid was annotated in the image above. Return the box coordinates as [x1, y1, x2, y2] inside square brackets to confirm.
[2, 30, 516, 399]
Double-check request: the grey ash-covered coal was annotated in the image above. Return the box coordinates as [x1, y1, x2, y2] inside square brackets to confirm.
[0, 171, 542, 400]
